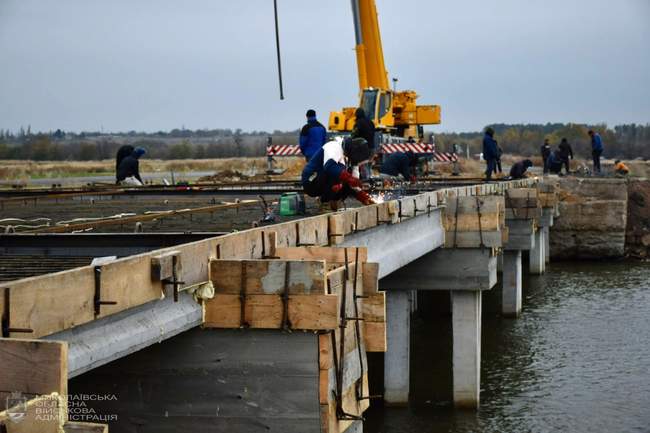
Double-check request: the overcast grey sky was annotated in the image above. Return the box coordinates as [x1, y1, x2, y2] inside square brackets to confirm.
[1, 0, 648, 133]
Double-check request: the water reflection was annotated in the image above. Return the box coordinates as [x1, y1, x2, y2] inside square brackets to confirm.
[366, 261, 650, 433]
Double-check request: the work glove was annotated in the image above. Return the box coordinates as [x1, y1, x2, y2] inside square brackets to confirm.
[355, 190, 375, 206]
[331, 183, 343, 193]
[339, 170, 362, 188]
[409, 175, 417, 184]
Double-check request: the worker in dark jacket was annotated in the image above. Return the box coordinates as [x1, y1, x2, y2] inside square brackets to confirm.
[509, 159, 533, 179]
[302, 137, 374, 206]
[352, 108, 376, 151]
[588, 130, 604, 174]
[380, 151, 418, 182]
[116, 147, 146, 185]
[546, 150, 563, 174]
[115, 144, 134, 173]
[558, 137, 573, 174]
[541, 139, 551, 174]
[482, 127, 498, 180]
[299, 109, 327, 161]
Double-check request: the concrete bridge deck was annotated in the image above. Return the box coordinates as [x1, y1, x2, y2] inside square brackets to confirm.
[0, 177, 559, 433]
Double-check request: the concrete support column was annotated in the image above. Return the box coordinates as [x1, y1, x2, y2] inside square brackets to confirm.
[543, 226, 550, 264]
[529, 229, 544, 275]
[502, 250, 522, 317]
[384, 290, 410, 405]
[451, 290, 482, 408]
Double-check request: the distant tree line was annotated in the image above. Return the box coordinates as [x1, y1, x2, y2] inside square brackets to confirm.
[0, 123, 648, 161]
[434, 123, 650, 160]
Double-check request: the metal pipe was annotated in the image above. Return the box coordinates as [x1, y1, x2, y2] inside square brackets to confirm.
[273, 0, 285, 100]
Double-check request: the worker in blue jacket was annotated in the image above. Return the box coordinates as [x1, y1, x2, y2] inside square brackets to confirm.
[299, 109, 327, 161]
[482, 127, 498, 180]
[301, 136, 374, 207]
[380, 151, 418, 182]
[588, 130, 604, 174]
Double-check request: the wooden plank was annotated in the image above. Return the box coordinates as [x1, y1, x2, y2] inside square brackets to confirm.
[150, 250, 180, 281]
[319, 333, 332, 370]
[362, 262, 379, 295]
[273, 247, 368, 264]
[5, 268, 95, 338]
[328, 213, 346, 245]
[320, 374, 369, 433]
[363, 321, 387, 352]
[0, 339, 67, 404]
[0, 393, 65, 433]
[203, 293, 339, 330]
[353, 205, 379, 231]
[443, 212, 501, 231]
[97, 255, 164, 317]
[63, 422, 108, 433]
[361, 292, 386, 322]
[210, 259, 327, 295]
[297, 216, 329, 246]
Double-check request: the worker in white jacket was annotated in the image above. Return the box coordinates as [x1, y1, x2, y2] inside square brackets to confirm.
[301, 136, 375, 207]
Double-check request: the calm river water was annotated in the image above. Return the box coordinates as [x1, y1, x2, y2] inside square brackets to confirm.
[366, 261, 650, 433]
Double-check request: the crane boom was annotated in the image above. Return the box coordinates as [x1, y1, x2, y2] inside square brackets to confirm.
[352, 0, 388, 91]
[330, 0, 441, 139]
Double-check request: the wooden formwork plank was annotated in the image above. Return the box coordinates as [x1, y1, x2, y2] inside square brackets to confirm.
[352, 205, 379, 231]
[0, 339, 67, 404]
[319, 374, 369, 433]
[0, 393, 66, 433]
[296, 216, 329, 246]
[4, 268, 95, 338]
[361, 262, 379, 295]
[363, 322, 387, 352]
[361, 292, 386, 322]
[376, 200, 399, 224]
[210, 259, 327, 295]
[203, 293, 338, 330]
[273, 247, 368, 264]
[97, 255, 164, 318]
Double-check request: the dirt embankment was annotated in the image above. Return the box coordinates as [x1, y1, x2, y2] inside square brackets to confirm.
[626, 178, 650, 259]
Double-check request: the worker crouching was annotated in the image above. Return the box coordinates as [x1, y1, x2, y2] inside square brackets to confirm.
[379, 151, 418, 183]
[302, 136, 375, 209]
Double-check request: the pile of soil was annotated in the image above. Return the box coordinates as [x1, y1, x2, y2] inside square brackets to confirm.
[198, 169, 251, 183]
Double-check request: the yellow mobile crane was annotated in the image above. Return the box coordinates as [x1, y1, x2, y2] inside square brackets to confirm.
[328, 0, 441, 138]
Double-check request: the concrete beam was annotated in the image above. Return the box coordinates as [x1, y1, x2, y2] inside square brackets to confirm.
[452, 291, 482, 408]
[384, 290, 411, 405]
[44, 292, 202, 378]
[342, 211, 444, 278]
[502, 250, 522, 317]
[379, 248, 497, 291]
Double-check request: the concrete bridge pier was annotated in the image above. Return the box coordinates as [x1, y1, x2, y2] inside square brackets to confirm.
[380, 248, 497, 408]
[503, 219, 535, 316]
[501, 250, 522, 317]
[384, 290, 412, 405]
[529, 228, 545, 275]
